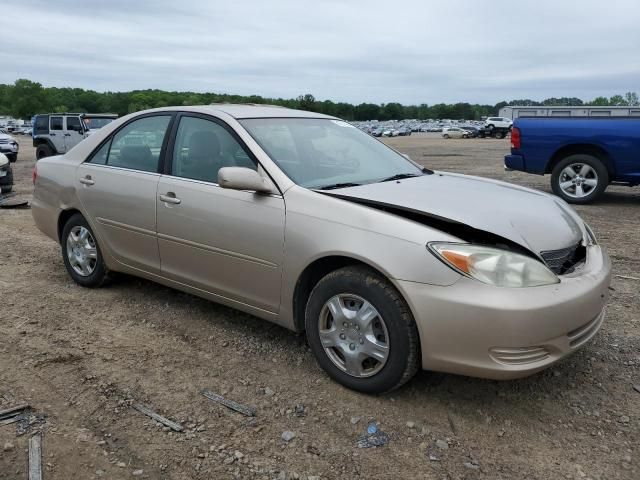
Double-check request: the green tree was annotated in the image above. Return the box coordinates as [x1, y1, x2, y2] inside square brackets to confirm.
[9, 79, 48, 118]
[624, 91, 639, 106]
[609, 95, 625, 106]
[590, 96, 609, 106]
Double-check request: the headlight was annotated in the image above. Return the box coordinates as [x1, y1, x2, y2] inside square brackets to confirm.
[428, 243, 559, 288]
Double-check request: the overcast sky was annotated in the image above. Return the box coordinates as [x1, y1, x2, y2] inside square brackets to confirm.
[2, 0, 639, 105]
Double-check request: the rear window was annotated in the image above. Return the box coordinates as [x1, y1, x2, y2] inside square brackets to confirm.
[34, 115, 49, 134]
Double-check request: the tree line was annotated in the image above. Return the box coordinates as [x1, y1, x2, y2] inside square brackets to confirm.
[0, 79, 638, 121]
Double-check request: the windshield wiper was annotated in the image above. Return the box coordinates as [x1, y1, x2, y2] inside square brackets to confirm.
[316, 182, 362, 190]
[379, 173, 423, 183]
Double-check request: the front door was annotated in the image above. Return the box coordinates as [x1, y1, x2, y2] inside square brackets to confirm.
[49, 115, 66, 153]
[156, 114, 285, 312]
[76, 114, 173, 274]
[64, 116, 86, 152]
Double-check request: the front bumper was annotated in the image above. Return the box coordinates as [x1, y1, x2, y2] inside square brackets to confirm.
[0, 165, 13, 191]
[399, 245, 611, 379]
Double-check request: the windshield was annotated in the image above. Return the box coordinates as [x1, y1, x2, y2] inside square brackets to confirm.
[239, 118, 423, 189]
[83, 117, 115, 130]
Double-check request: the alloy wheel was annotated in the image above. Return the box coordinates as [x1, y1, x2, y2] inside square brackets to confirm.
[66, 226, 98, 276]
[559, 163, 599, 198]
[317, 294, 390, 378]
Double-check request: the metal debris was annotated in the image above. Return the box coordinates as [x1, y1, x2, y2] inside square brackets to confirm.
[132, 404, 183, 432]
[201, 390, 256, 417]
[29, 433, 42, 480]
[356, 422, 390, 448]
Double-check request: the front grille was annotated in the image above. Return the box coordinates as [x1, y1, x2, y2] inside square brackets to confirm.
[540, 242, 586, 274]
[0, 139, 8, 144]
[489, 346, 550, 365]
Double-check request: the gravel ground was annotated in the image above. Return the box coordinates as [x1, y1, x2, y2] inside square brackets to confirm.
[0, 134, 637, 480]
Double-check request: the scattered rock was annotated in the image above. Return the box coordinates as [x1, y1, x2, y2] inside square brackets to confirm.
[294, 404, 305, 417]
[350, 416, 361, 425]
[3, 441, 14, 452]
[264, 387, 275, 397]
[117, 461, 126, 468]
[620, 415, 630, 424]
[464, 461, 480, 470]
[132, 470, 144, 476]
[234, 450, 244, 460]
[435, 439, 448, 450]
[95, 470, 105, 476]
[282, 431, 296, 442]
[406, 421, 416, 429]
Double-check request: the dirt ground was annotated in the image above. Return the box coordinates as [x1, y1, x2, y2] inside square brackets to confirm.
[0, 134, 637, 480]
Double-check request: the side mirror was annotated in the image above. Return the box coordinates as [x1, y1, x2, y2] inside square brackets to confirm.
[218, 167, 274, 194]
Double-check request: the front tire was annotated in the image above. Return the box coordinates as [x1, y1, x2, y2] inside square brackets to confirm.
[305, 266, 420, 394]
[551, 154, 608, 204]
[61, 213, 109, 287]
[443, 134, 449, 139]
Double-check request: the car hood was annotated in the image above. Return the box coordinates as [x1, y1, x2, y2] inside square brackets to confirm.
[322, 172, 586, 255]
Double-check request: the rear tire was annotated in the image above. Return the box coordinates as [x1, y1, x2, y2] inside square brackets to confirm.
[443, 134, 449, 139]
[36, 144, 53, 160]
[551, 154, 608, 204]
[7, 153, 17, 163]
[305, 266, 420, 394]
[495, 132, 504, 139]
[61, 213, 109, 288]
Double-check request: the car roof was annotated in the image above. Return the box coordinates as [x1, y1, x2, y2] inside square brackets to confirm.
[143, 104, 338, 120]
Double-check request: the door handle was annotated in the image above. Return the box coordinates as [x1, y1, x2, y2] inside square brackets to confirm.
[50, 133, 56, 136]
[64, 133, 71, 137]
[79, 176, 94, 186]
[159, 193, 181, 205]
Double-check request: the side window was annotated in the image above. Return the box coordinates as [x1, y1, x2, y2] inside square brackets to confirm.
[87, 140, 111, 165]
[51, 116, 63, 131]
[66, 116, 82, 132]
[107, 115, 171, 172]
[172, 116, 256, 183]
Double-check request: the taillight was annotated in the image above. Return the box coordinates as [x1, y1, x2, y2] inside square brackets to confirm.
[32, 164, 37, 185]
[510, 127, 521, 150]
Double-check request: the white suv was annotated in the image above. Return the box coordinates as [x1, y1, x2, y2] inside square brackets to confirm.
[484, 117, 513, 129]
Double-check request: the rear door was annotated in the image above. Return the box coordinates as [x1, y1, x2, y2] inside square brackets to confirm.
[49, 116, 66, 153]
[76, 114, 173, 274]
[156, 114, 285, 312]
[64, 116, 86, 151]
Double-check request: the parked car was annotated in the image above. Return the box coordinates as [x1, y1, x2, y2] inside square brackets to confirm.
[460, 126, 480, 138]
[0, 152, 13, 193]
[32, 105, 611, 393]
[485, 117, 513, 129]
[0, 131, 18, 162]
[505, 117, 640, 204]
[33, 113, 118, 159]
[442, 127, 469, 139]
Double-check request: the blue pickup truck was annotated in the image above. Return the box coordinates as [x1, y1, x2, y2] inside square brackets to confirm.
[504, 117, 640, 204]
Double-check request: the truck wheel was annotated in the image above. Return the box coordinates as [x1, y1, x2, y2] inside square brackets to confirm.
[551, 154, 608, 204]
[495, 132, 504, 139]
[487, 124, 494, 130]
[36, 144, 53, 160]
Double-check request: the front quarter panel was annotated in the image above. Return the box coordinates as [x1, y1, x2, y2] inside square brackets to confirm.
[279, 186, 463, 328]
